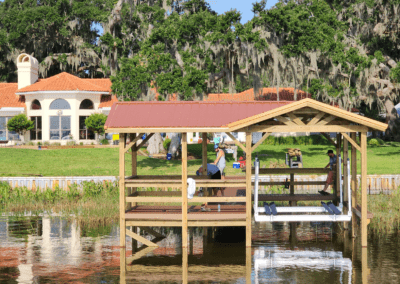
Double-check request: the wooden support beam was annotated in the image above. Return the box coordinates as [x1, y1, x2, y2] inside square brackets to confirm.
[307, 111, 325, 126]
[124, 133, 144, 152]
[238, 125, 368, 133]
[321, 132, 337, 147]
[182, 133, 188, 249]
[126, 229, 158, 247]
[251, 132, 271, 152]
[351, 132, 358, 236]
[139, 227, 165, 238]
[275, 115, 297, 126]
[335, 133, 342, 205]
[317, 115, 336, 125]
[343, 136, 349, 229]
[126, 246, 157, 264]
[136, 133, 154, 149]
[287, 113, 305, 126]
[245, 132, 252, 247]
[119, 134, 126, 247]
[225, 132, 246, 153]
[130, 133, 137, 210]
[361, 132, 368, 247]
[202, 132, 208, 177]
[341, 132, 361, 152]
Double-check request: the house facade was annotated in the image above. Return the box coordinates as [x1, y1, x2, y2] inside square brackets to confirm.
[0, 54, 118, 145]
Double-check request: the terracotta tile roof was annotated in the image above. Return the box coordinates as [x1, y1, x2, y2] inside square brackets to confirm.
[17, 72, 111, 93]
[84, 78, 112, 92]
[206, 87, 311, 102]
[99, 95, 119, 108]
[105, 101, 292, 129]
[0, 83, 26, 108]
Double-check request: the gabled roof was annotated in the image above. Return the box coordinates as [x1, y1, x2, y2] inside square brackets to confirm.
[104, 101, 291, 130]
[228, 98, 388, 132]
[0, 83, 26, 108]
[16, 72, 110, 93]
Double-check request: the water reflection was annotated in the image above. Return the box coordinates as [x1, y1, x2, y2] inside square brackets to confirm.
[0, 216, 399, 283]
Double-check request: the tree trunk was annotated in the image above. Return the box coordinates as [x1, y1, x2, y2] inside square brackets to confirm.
[168, 133, 181, 157]
[384, 98, 400, 141]
[147, 133, 164, 154]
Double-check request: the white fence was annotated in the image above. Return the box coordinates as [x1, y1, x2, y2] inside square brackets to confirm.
[0, 174, 399, 194]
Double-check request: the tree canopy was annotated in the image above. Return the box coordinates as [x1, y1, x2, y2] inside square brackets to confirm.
[1, 0, 400, 138]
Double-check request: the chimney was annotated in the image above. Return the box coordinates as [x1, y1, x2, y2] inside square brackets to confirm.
[17, 53, 39, 90]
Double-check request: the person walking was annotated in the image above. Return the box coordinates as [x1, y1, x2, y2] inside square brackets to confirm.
[213, 143, 226, 179]
[319, 150, 337, 195]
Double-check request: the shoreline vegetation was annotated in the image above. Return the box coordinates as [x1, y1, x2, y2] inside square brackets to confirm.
[1, 181, 399, 235]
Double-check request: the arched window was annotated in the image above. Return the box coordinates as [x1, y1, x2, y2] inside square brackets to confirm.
[31, 99, 41, 110]
[79, 99, 94, 110]
[49, 99, 70, 110]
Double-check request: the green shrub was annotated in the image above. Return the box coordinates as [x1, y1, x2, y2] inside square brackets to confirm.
[51, 142, 61, 146]
[80, 142, 84, 146]
[37, 142, 42, 146]
[66, 141, 76, 146]
[27, 141, 35, 146]
[100, 139, 109, 145]
[43, 141, 50, 146]
[368, 138, 379, 146]
[163, 138, 171, 150]
[377, 138, 385, 145]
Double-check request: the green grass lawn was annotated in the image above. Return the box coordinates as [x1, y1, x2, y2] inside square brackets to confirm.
[0, 143, 399, 177]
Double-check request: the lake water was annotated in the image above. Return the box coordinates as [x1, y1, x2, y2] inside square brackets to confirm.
[0, 216, 399, 283]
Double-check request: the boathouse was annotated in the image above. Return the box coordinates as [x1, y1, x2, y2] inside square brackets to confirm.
[104, 98, 388, 252]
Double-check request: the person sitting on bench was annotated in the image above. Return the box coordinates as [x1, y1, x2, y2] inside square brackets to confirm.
[196, 164, 224, 196]
[319, 149, 337, 195]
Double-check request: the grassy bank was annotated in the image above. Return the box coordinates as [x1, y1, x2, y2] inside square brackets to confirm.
[0, 142, 399, 177]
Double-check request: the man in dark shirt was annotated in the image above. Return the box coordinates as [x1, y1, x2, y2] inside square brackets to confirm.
[319, 150, 337, 195]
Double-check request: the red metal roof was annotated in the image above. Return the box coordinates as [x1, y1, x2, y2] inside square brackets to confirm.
[105, 101, 293, 129]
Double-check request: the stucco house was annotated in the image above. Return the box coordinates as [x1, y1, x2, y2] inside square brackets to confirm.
[0, 53, 118, 145]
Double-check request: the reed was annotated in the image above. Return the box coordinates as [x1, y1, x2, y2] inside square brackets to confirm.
[368, 188, 400, 234]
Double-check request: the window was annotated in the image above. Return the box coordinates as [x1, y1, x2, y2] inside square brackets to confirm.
[79, 116, 95, 140]
[0, 117, 19, 141]
[49, 99, 70, 110]
[31, 99, 41, 110]
[30, 117, 42, 140]
[79, 99, 94, 109]
[50, 116, 71, 140]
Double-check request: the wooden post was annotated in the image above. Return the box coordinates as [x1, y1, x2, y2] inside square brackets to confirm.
[130, 133, 137, 209]
[120, 248, 126, 284]
[289, 173, 296, 206]
[334, 133, 342, 205]
[182, 133, 188, 249]
[182, 247, 188, 284]
[361, 132, 367, 247]
[202, 133, 208, 197]
[246, 246, 252, 284]
[343, 136, 349, 229]
[351, 132, 358, 236]
[119, 133, 126, 247]
[245, 132, 252, 247]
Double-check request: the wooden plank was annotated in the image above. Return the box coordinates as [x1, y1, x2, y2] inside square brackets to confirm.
[188, 221, 246, 227]
[276, 115, 297, 126]
[139, 227, 165, 238]
[124, 133, 144, 152]
[126, 229, 158, 247]
[126, 221, 182, 227]
[335, 133, 341, 205]
[352, 205, 373, 219]
[245, 132, 252, 247]
[351, 132, 358, 214]
[128, 175, 210, 180]
[256, 194, 335, 201]
[190, 197, 246, 202]
[251, 132, 271, 152]
[321, 132, 337, 147]
[287, 113, 305, 126]
[119, 134, 126, 247]
[136, 133, 154, 149]
[341, 132, 361, 152]
[125, 181, 246, 188]
[307, 111, 325, 125]
[361, 132, 368, 247]
[246, 168, 330, 174]
[126, 246, 157, 264]
[239, 125, 369, 133]
[126, 197, 182, 202]
[182, 133, 188, 249]
[317, 115, 336, 125]
[225, 132, 246, 153]
[130, 133, 137, 209]
[343, 136, 349, 229]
